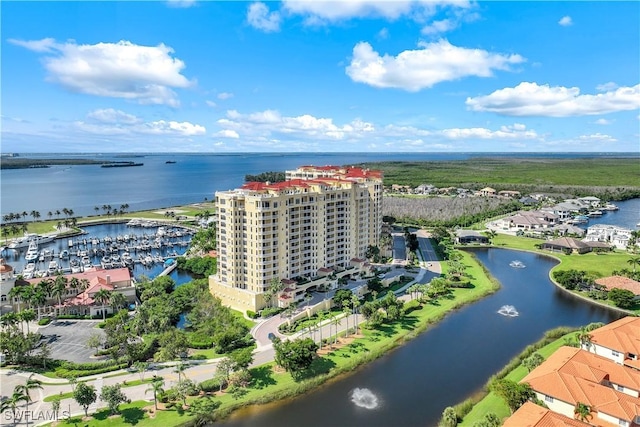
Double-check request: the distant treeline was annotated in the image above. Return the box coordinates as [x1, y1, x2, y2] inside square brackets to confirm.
[360, 158, 640, 188]
[0, 158, 116, 169]
[245, 171, 286, 183]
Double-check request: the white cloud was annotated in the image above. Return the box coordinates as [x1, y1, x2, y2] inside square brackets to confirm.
[76, 110, 205, 136]
[247, 2, 281, 32]
[217, 92, 234, 100]
[166, 0, 197, 8]
[439, 123, 538, 140]
[377, 27, 389, 40]
[421, 18, 456, 35]
[216, 130, 240, 139]
[346, 39, 525, 91]
[87, 108, 141, 125]
[593, 118, 612, 125]
[596, 82, 618, 92]
[7, 37, 57, 52]
[282, 0, 472, 25]
[558, 16, 572, 26]
[466, 82, 640, 117]
[9, 38, 193, 107]
[205, 100, 217, 108]
[577, 133, 616, 142]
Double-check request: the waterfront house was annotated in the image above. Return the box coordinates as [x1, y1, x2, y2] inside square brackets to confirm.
[578, 196, 602, 208]
[455, 230, 489, 244]
[585, 224, 633, 250]
[521, 346, 640, 426]
[541, 237, 592, 254]
[594, 276, 640, 299]
[498, 190, 521, 198]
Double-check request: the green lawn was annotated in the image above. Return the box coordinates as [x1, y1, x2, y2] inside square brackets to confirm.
[459, 332, 576, 426]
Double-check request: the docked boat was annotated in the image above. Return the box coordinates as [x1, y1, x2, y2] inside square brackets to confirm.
[604, 203, 619, 211]
[59, 249, 69, 259]
[588, 210, 603, 217]
[70, 258, 83, 273]
[23, 262, 36, 278]
[24, 241, 39, 261]
[8, 233, 55, 249]
[81, 256, 93, 270]
[47, 260, 60, 275]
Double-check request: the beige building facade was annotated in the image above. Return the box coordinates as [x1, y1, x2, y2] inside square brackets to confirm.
[209, 165, 383, 312]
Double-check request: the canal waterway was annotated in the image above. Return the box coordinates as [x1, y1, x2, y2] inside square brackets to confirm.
[221, 248, 622, 427]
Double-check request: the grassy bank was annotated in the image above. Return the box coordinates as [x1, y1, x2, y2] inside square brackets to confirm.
[458, 329, 581, 425]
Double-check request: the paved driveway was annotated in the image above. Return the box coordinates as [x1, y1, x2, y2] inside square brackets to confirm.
[36, 320, 105, 363]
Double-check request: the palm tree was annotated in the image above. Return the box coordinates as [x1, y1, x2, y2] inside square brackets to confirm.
[52, 275, 68, 314]
[94, 289, 112, 320]
[146, 376, 165, 411]
[18, 309, 36, 334]
[0, 312, 19, 331]
[342, 300, 351, 337]
[174, 362, 187, 382]
[1, 390, 29, 426]
[8, 287, 24, 312]
[577, 327, 593, 351]
[69, 277, 81, 295]
[331, 313, 341, 346]
[351, 294, 361, 336]
[316, 311, 326, 349]
[94, 206, 101, 216]
[15, 374, 43, 426]
[574, 402, 593, 422]
[110, 292, 127, 311]
[627, 257, 640, 272]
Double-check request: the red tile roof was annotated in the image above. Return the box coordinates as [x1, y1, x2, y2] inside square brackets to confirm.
[595, 276, 640, 296]
[504, 401, 590, 427]
[522, 346, 640, 422]
[588, 316, 640, 360]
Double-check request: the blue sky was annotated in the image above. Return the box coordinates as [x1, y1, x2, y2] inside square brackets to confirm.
[2, 1, 639, 153]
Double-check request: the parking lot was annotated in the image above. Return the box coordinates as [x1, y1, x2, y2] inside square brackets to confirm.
[36, 320, 105, 364]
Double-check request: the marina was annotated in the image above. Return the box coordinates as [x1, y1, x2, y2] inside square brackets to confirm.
[2, 221, 195, 282]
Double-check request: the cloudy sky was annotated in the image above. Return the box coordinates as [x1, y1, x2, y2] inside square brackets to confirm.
[2, 1, 639, 153]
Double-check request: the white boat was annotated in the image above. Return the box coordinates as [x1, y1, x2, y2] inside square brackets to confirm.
[588, 210, 603, 217]
[8, 233, 55, 249]
[23, 262, 36, 275]
[70, 258, 83, 273]
[59, 249, 69, 259]
[24, 240, 39, 261]
[47, 260, 60, 275]
[604, 203, 619, 211]
[81, 256, 93, 270]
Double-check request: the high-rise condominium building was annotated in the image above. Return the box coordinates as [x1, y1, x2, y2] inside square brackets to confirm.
[209, 165, 383, 312]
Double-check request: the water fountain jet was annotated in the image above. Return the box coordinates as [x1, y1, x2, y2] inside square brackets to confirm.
[497, 305, 519, 317]
[350, 388, 379, 409]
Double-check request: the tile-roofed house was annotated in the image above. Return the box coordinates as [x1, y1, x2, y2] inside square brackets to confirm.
[23, 267, 135, 317]
[479, 187, 497, 197]
[504, 401, 590, 427]
[521, 346, 640, 426]
[582, 316, 640, 369]
[595, 276, 640, 297]
[455, 230, 489, 244]
[541, 237, 592, 254]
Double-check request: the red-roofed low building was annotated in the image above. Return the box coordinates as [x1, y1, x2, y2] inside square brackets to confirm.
[18, 267, 136, 318]
[595, 276, 640, 297]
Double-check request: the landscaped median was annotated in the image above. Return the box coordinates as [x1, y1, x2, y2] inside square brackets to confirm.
[43, 250, 499, 426]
